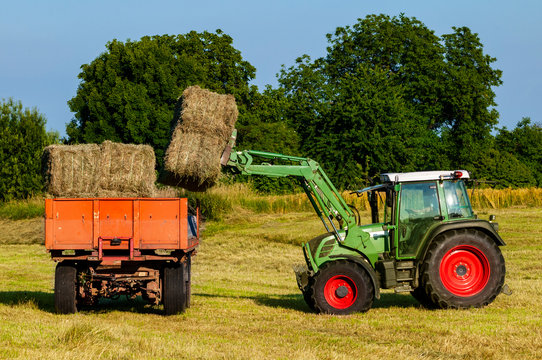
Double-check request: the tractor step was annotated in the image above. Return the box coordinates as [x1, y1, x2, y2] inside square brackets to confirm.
[394, 284, 413, 293]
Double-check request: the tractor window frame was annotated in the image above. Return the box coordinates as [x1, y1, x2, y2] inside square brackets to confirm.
[442, 180, 474, 220]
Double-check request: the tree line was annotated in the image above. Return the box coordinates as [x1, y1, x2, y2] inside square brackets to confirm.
[1, 14, 540, 200]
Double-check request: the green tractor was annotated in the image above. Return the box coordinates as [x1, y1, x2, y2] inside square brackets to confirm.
[225, 146, 507, 315]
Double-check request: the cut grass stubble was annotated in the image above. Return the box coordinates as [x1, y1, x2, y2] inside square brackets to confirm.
[0, 207, 541, 359]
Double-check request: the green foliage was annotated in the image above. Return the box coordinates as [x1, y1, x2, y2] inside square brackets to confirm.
[278, 14, 503, 188]
[235, 87, 301, 193]
[67, 30, 256, 167]
[471, 148, 536, 188]
[440, 27, 502, 167]
[496, 118, 542, 186]
[0, 99, 50, 201]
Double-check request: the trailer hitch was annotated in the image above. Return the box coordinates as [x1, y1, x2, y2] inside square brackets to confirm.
[98, 236, 134, 260]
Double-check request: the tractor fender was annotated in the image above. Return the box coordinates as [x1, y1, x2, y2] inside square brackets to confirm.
[419, 220, 505, 263]
[328, 254, 381, 299]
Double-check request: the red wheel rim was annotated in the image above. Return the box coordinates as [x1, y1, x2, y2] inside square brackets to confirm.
[324, 275, 357, 309]
[439, 245, 490, 296]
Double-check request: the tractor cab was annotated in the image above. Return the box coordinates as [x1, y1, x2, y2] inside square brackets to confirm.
[354, 170, 475, 259]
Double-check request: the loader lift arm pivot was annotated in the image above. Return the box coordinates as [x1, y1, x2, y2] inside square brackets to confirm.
[227, 149, 357, 241]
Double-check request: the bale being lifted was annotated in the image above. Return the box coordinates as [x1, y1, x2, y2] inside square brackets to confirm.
[164, 85, 238, 191]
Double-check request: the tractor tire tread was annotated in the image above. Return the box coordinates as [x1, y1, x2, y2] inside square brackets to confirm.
[421, 229, 505, 309]
[311, 260, 374, 315]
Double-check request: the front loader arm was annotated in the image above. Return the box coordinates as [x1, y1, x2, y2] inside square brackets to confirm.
[226, 149, 357, 240]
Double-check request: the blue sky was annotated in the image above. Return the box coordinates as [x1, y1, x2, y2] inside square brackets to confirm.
[1, 0, 540, 137]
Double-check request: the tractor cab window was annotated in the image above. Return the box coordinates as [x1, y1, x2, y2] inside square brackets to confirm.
[368, 187, 391, 224]
[398, 182, 441, 257]
[443, 181, 473, 219]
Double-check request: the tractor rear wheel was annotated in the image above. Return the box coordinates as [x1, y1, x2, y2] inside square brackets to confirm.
[312, 260, 374, 315]
[410, 286, 437, 309]
[421, 229, 505, 309]
[162, 264, 186, 315]
[54, 263, 78, 314]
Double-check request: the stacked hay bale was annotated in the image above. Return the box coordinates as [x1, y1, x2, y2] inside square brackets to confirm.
[42, 144, 102, 198]
[100, 141, 156, 197]
[164, 85, 238, 191]
[43, 141, 157, 198]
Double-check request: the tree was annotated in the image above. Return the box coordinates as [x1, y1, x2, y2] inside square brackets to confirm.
[67, 30, 256, 167]
[496, 118, 542, 186]
[234, 86, 301, 193]
[0, 99, 50, 201]
[278, 14, 502, 188]
[440, 27, 502, 167]
[471, 148, 536, 188]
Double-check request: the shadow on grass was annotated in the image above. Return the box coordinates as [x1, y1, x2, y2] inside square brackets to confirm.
[194, 291, 426, 313]
[194, 292, 313, 312]
[0, 291, 162, 315]
[372, 292, 422, 309]
[0, 291, 54, 312]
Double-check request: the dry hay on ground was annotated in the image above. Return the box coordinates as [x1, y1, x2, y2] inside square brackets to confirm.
[164, 85, 238, 191]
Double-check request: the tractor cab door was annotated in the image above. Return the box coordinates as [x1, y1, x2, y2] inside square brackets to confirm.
[397, 182, 442, 258]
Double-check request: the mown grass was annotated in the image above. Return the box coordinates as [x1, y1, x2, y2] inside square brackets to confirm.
[0, 207, 541, 359]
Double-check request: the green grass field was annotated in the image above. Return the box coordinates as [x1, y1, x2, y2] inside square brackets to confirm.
[0, 207, 541, 359]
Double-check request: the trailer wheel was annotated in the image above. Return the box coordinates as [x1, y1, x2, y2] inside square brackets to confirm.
[163, 264, 186, 315]
[312, 260, 374, 315]
[184, 254, 192, 308]
[55, 263, 78, 314]
[421, 229, 505, 309]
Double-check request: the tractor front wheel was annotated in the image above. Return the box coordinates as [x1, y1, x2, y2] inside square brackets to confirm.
[312, 260, 374, 315]
[421, 229, 505, 309]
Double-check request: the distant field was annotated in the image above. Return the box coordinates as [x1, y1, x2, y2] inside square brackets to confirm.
[0, 206, 541, 359]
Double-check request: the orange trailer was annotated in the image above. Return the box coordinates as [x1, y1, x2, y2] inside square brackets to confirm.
[45, 197, 199, 315]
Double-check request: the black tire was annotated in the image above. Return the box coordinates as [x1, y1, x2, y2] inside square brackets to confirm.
[162, 264, 186, 315]
[302, 275, 316, 311]
[184, 255, 192, 309]
[410, 286, 437, 309]
[55, 263, 78, 314]
[421, 229, 505, 309]
[312, 260, 374, 315]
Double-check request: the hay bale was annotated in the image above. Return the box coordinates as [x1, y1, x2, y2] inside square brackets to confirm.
[152, 186, 179, 198]
[43, 141, 158, 198]
[100, 141, 156, 197]
[176, 85, 238, 138]
[42, 144, 102, 197]
[164, 86, 238, 191]
[163, 131, 224, 191]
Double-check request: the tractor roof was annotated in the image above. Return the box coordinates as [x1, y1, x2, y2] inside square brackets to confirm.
[380, 170, 470, 183]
